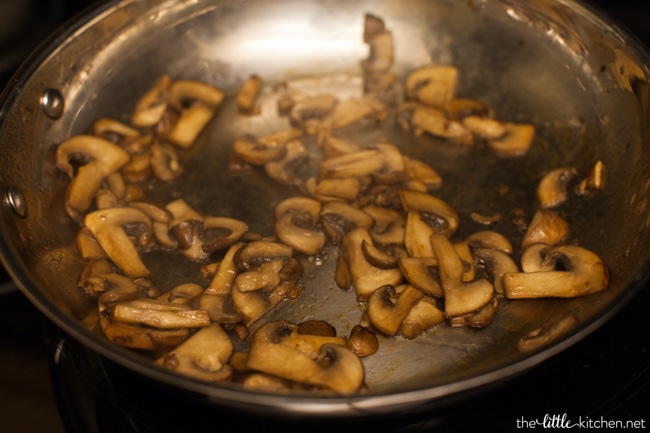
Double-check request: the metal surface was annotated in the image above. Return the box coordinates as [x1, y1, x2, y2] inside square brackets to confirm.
[1, 0, 650, 418]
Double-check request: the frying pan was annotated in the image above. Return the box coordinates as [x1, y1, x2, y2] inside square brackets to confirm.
[1, 0, 650, 419]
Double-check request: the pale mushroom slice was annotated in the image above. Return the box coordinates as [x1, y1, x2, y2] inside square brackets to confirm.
[84, 207, 153, 278]
[232, 135, 288, 166]
[56, 135, 131, 219]
[502, 244, 609, 299]
[131, 75, 172, 128]
[318, 148, 385, 179]
[246, 321, 364, 394]
[430, 233, 495, 320]
[340, 227, 403, 301]
[362, 204, 406, 246]
[404, 157, 442, 190]
[471, 247, 519, 295]
[520, 243, 554, 272]
[307, 177, 361, 202]
[166, 79, 225, 148]
[521, 209, 570, 249]
[319, 96, 387, 132]
[466, 230, 514, 254]
[289, 95, 338, 134]
[405, 65, 458, 110]
[536, 167, 578, 209]
[318, 135, 363, 158]
[156, 324, 234, 382]
[236, 74, 263, 115]
[205, 242, 245, 295]
[367, 284, 424, 336]
[409, 107, 473, 144]
[91, 118, 142, 150]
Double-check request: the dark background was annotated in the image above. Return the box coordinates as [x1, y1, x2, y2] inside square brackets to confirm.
[1, 1, 649, 432]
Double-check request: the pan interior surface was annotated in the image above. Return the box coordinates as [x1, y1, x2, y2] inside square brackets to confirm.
[1, 0, 649, 416]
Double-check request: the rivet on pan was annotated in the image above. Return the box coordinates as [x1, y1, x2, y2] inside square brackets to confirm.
[40, 88, 65, 119]
[5, 187, 27, 218]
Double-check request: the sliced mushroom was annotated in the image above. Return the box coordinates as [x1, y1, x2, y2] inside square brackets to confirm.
[166, 199, 209, 262]
[576, 159, 606, 195]
[404, 157, 442, 189]
[232, 135, 288, 166]
[264, 139, 309, 186]
[486, 123, 535, 157]
[289, 95, 338, 134]
[447, 98, 491, 120]
[471, 247, 519, 295]
[233, 240, 293, 271]
[100, 316, 189, 350]
[502, 244, 609, 298]
[77, 227, 108, 260]
[108, 299, 211, 329]
[520, 243, 554, 272]
[309, 177, 361, 202]
[340, 227, 403, 301]
[202, 216, 248, 254]
[319, 148, 385, 179]
[205, 242, 245, 295]
[362, 29, 393, 73]
[91, 118, 142, 148]
[84, 207, 152, 278]
[521, 209, 570, 249]
[361, 239, 398, 269]
[537, 167, 578, 209]
[131, 75, 172, 128]
[409, 107, 473, 144]
[362, 204, 406, 246]
[399, 189, 460, 237]
[367, 284, 424, 336]
[346, 325, 379, 357]
[246, 321, 364, 394]
[318, 135, 362, 158]
[274, 197, 326, 256]
[397, 257, 443, 297]
[466, 230, 513, 254]
[405, 65, 458, 109]
[235, 259, 285, 292]
[56, 135, 132, 219]
[236, 74, 263, 115]
[320, 201, 375, 245]
[461, 115, 507, 139]
[404, 210, 435, 257]
[164, 79, 224, 148]
[156, 324, 233, 382]
[401, 296, 445, 339]
[150, 140, 183, 181]
[198, 294, 244, 325]
[430, 233, 495, 319]
[319, 96, 387, 132]
[448, 296, 498, 328]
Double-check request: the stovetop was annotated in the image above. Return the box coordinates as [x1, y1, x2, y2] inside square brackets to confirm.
[1, 1, 649, 432]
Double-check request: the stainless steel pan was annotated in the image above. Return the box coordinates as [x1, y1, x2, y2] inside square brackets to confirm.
[1, 0, 650, 418]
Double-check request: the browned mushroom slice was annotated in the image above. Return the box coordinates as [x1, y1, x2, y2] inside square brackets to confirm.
[319, 200, 374, 245]
[401, 296, 445, 339]
[346, 325, 379, 357]
[361, 239, 398, 269]
[372, 143, 408, 185]
[465, 230, 513, 254]
[264, 139, 309, 186]
[318, 135, 362, 158]
[404, 157, 442, 189]
[84, 207, 152, 278]
[520, 243, 554, 272]
[536, 167, 578, 209]
[128, 201, 172, 225]
[461, 115, 508, 139]
[205, 242, 244, 295]
[576, 159, 606, 195]
[166, 79, 225, 148]
[409, 107, 473, 144]
[447, 98, 492, 120]
[100, 315, 189, 350]
[362, 204, 406, 246]
[454, 241, 476, 282]
[92, 118, 142, 147]
[308, 177, 361, 202]
[430, 233, 495, 319]
[157, 324, 234, 382]
[165, 283, 204, 305]
[108, 299, 211, 329]
[166, 199, 209, 262]
[367, 284, 423, 336]
[448, 296, 498, 328]
[274, 197, 325, 256]
[236, 74, 263, 115]
[202, 216, 248, 254]
[77, 259, 115, 297]
[56, 135, 132, 219]
[233, 240, 293, 271]
[397, 257, 442, 297]
[258, 128, 304, 147]
[404, 211, 435, 257]
[150, 140, 183, 181]
[405, 65, 458, 109]
[232, 135, 288, 166]
[235, 259, 285, 292]
[131, 75, 172, 128]
[289, 95, 338, 134]
[231, 282, 290, 326]
[320, 96, 387, 132]
[400, 189, 460, 237]
[340, 227, 403, 301]
[486, 123, 535, 157]
[503, 244, 609, 299]
[471, 247, 519, 295]
[521, 209, 570, 249]
[335, 252, 353, 291]
[246, 321, 364, 394]
[77, 227, 108, 260]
